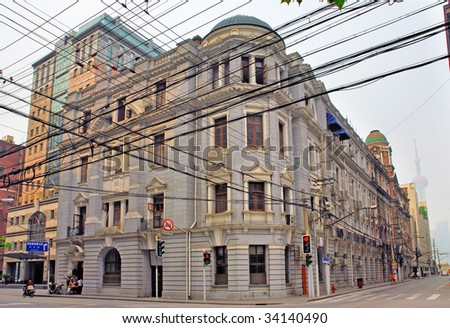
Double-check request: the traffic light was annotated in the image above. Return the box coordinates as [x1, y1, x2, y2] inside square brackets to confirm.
[203, 251, 211, 266]
[302, 234, 311, 254]
[306, 254, 313, 267]
[157, 240, 165, 258]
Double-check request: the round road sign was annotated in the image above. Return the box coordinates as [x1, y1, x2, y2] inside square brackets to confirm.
[162, 218, 174, 232]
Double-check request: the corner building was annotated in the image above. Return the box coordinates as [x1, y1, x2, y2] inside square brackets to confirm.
[56, 15, 405, 299]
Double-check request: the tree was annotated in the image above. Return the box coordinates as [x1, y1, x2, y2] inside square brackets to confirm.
[281, 0, 345, 10]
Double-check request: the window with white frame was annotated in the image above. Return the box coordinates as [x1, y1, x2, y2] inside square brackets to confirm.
[247, 114, 263, 148]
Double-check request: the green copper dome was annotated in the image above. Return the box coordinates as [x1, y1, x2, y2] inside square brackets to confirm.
[210, 15, 273, 34]
[365, 130, 388, 145]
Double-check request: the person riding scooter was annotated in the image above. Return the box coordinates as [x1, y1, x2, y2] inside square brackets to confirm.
[23, 279, 35, 298]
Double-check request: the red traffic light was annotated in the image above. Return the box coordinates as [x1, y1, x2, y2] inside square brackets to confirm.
[302, 234, 311, 254]
[203, 251, 211, 265]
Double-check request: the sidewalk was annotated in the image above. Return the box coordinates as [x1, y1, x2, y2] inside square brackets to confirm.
[26, 280, 403, 306]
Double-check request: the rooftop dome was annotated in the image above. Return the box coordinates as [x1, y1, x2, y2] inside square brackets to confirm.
[209, 15, 273, 34]
[365, 130, 388, 145]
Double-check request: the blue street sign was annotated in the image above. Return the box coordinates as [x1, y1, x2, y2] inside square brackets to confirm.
[26, 241, 48, 252]
[322, 257, 330, 264]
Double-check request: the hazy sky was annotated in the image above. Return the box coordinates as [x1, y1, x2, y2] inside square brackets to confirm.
[1, 0, 449, 254]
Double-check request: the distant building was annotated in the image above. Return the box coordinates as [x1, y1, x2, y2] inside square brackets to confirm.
[0, 136, 24, 277]
[365, 130, 412, 280]
[401, 183, 432, 276]
[3, 13, 162, 284]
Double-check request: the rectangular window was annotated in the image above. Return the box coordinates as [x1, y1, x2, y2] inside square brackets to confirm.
[79, 110, 91, 134]
[283, 187, 290, 214]
[249, 245, 266, 285]
[118, 46, 124, 67]
[214, 116, 227, 148]
[241, 56, 249, 83]
[103, 203, 110, 227]
[155, 80, 166, 108]
[50, 210, 55, 220]
[224, 60, 230, 85]
[113, 201, 121, 226]
[212, 62, 219, 89]
[215, 246, 228, 285]
[153, 133, 165, 166]
[249, 182, 265, 211]
[152, 194, 164, 228]
[117, 97, 126, 122]
[80, 157, 88, 183]
[247, 114, 263, 147]
[74, 206, 86, 236]
[215, 184, 227, 213]
[255, 58, 265, 84]
[285, 246, 290, 283]
[279, 122, 285, 157]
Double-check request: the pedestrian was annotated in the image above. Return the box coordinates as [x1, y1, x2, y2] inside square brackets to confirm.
[77, 278, 83, 295]
[66, 274, 72, 294]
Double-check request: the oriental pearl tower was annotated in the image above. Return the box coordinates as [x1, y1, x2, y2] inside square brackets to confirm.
[412, 139, 428, 201]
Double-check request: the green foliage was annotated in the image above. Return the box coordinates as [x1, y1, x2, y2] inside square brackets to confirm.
[419, 206, 428, 220]
[281, 0, 345, 9]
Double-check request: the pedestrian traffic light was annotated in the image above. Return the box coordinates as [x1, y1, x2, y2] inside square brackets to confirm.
[203, 251, 211, 266]
[302, 234, 311, 254]
[157, 240, 165, 258]
[306, 254, 313, 267]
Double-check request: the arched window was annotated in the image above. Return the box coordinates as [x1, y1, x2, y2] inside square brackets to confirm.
[103, 248, 121, 285]
[28, 212, 45, 242]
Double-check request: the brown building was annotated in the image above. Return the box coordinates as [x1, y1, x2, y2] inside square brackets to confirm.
[0, 135, 24, 277]
[365, 130, 412, 280]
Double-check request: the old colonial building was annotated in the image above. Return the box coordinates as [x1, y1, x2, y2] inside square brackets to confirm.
[52, 14, 410, 299]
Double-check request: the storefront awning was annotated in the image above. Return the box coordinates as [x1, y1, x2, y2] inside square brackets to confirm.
[326, 112, 350, 140]
[0, 253, 45, 260]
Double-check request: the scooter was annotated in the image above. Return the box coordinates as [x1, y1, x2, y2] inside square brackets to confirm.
[23, 285, 35, 298]
[48, 282, 63, 295]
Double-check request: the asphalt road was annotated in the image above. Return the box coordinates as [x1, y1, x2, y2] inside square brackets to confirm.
[302, 275, 450, 308]
[0, 275, 448, 308]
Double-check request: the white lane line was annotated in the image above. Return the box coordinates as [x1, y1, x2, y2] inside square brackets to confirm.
[406, 294, 422, 300]
[345, 293, 375, 302]
[426, 294, 440, 300]
[386, 293, 406, 300]
[328, 294, 368, 303]
[0, 303, 32, 307]
[367, 294, 390, 301]
[437, 282, 448, 290]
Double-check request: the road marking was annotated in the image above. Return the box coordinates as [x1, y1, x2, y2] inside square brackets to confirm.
[426, 294, 440, 300]
[406, 294, 422, 300]
[328, 294, 366, 303]
[437, 282, 448, 290]
[0, 303, 32, 307]
[386, 293, 406, 300]
[345, 293, 375, 302]
[367, 293, 390, 301]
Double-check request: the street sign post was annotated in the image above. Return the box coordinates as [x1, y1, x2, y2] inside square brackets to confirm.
[26, 241, 48, 252]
